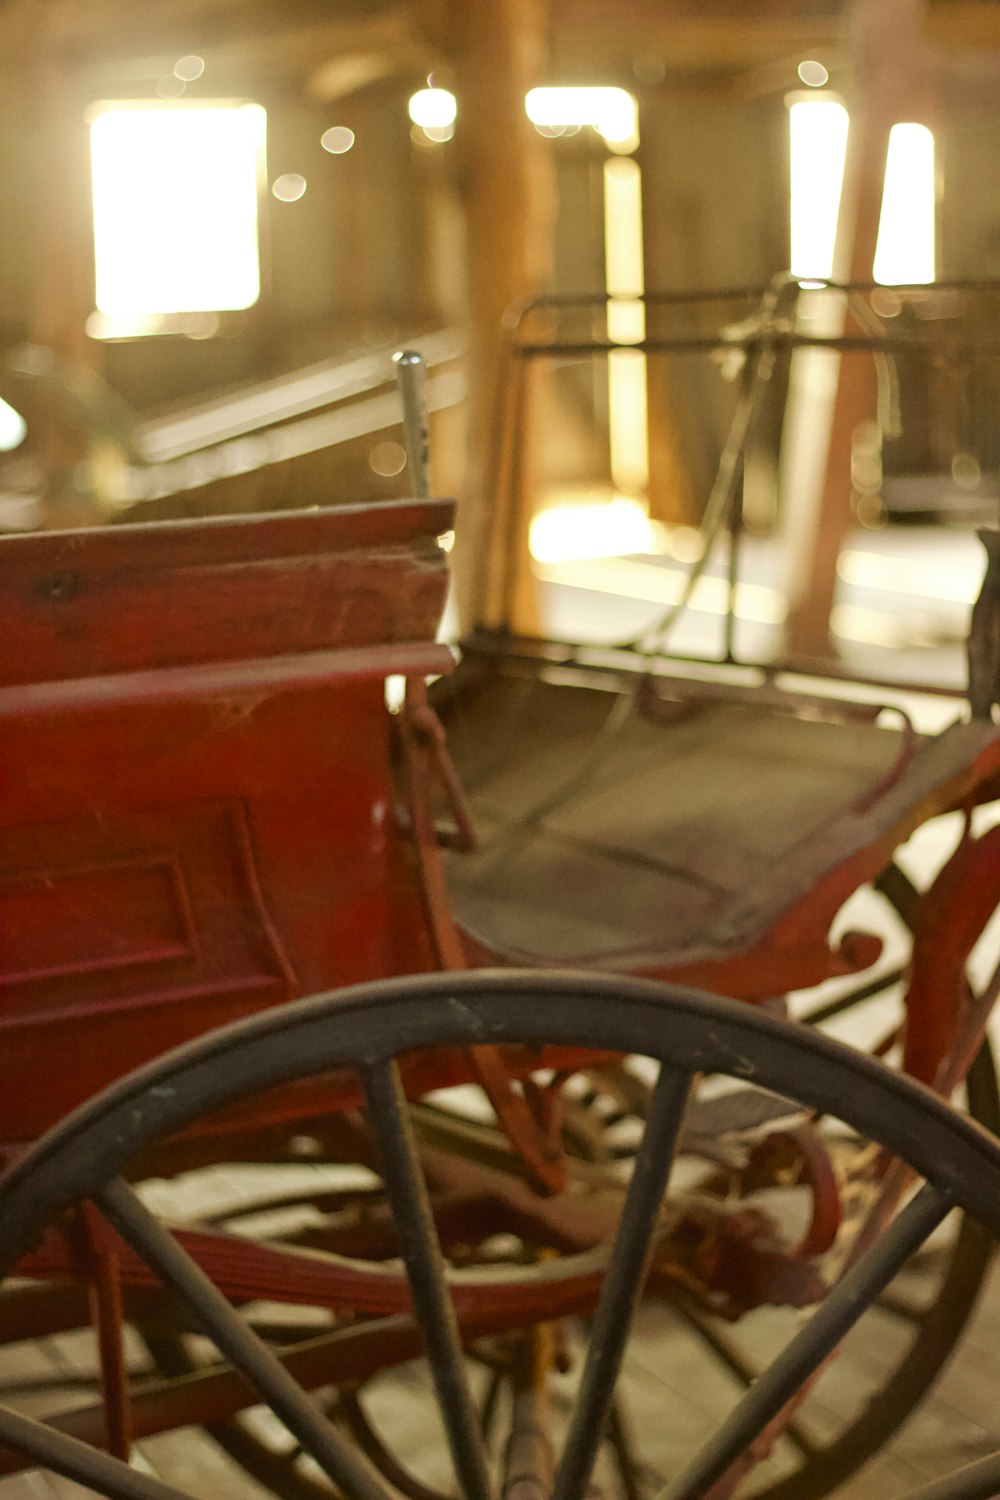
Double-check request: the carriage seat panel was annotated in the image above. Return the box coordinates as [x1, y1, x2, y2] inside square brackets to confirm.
[439, 669, 1000, 974]
[0, 500, 454, 1139]
[0, 498, 454, 687]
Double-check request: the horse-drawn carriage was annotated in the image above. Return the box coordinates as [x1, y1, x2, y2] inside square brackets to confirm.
[1, 281, 1000, 1500]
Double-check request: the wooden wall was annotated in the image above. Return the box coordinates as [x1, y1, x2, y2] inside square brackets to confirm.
[3, 17, 1000, 520]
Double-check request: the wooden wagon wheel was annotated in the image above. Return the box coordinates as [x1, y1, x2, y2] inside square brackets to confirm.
[660, 858, 1000, 1500]
[2, 971, 1000, 1500]
[76, 1046, 1000, 1500]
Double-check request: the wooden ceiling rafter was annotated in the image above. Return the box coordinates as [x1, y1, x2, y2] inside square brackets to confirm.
[0, 1, 411, 88]
[308, 10, 434, 104]
[0, 0, 997, 96]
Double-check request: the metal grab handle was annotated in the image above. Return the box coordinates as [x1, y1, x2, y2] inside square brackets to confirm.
[392, 349, 430, 499]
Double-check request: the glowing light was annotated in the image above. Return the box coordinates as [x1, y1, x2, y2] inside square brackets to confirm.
[155, 75, 186, 99]
[873, 122, 935, 285]
[0, 397, 27, 452]
[667, 526, 704, 563]
[525, 86, 638, 152]
[90, 104, 265, 317]
[184, 311, 221, 339]
[797, 60, 829, 87]
[536, 555, 787, 626]
[272, 172, 307, 202]
[788, 97, 849, 282]
[408, 89, 457, 128]
[321, 126, 355, 154]
[530, 496, 655, 563]
[369, 440, 406, 477]
[174, 55, 205, 82]
[86, 311, 227, 339]
[604, 157, 648, 494]
[605, 159, 645, 336]
[837, 545, 982, 604]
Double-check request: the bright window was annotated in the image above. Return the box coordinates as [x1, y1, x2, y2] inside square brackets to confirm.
[525, 87, 638, 153]
[788, 100, 935, 285]
[788, 97, 850, 283]
[874, 122, 935, 285]
[90, 103, 266, 322]
[0, 398, 26, 452]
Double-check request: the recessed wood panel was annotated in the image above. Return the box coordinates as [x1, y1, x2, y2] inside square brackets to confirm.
[1, 857, 192, 986]
[0, 801, 294, 1023]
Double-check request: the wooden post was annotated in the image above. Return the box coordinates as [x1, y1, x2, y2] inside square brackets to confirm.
[784, 0, 933, 659]
[15, 2, 102, 527]
[445, 0, 554, 631]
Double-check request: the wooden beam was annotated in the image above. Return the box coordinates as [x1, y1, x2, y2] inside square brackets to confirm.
[924, 2, 1000, 51]
[0, 4, 417, 86]
[447, 0, 555, 631]
[549, 0, 1000, 70]
[7, 1, 102, 528]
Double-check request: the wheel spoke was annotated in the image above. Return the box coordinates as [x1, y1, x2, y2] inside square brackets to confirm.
[674, 1303, 819, 1460]
[655, 1183, 953, 1500]
[906, 1449, 1000, 1500]
[481, 1367, 505, 1441]
[552, 1063, 692, 1500]
[799, 967, 906, 1028]
[0, 1403, 190, 1500]
[339, 1388, 449, 1500]
[96, 1177, 396, 1500]
[675, 1301, 757, 1388]
[364, 1059, 493, 1500]
[608, 1398, 646, 1500]
[875, 1291, 926, 1325]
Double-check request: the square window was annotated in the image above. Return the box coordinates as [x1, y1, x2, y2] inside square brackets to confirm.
[90, 103, 266, 324]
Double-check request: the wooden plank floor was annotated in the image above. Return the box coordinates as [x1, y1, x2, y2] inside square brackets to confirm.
[2, 1251, 999, 1499]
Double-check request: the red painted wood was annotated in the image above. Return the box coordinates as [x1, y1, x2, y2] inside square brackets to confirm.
[0, 499, 453, 685]
[902, 823, 1000, 1085]
[0, 501, 454, 1139]
[0, 642, 454, 718]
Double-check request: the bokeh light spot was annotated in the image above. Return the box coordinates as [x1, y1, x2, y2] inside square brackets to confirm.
[321, 126, 355, 154]
[272, 173, 307, 202]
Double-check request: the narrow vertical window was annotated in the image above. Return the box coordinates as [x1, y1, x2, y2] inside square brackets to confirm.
[874, 122, 935, 285]
[788, 97, 850, 283]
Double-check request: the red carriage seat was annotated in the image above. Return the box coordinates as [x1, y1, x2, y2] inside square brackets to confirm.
[0, 499, 454, 1139]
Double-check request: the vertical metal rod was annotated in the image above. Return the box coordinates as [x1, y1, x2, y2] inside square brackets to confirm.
[393, 349, 431, 499]
[552, 1064, 692, 1500]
